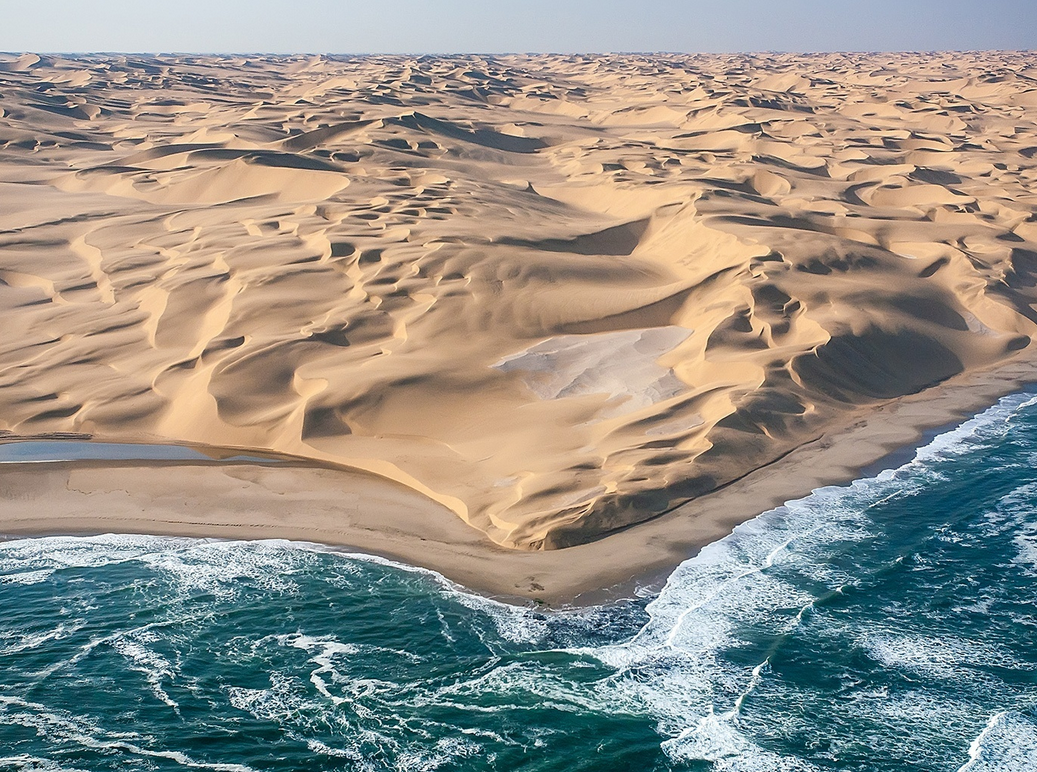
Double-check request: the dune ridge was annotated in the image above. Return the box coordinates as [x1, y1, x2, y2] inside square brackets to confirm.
[1, 52, 1037, 552]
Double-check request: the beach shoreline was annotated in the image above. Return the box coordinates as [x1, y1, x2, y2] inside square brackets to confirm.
[4, 53, 1037, 563]
[3, 352, 1035, 607]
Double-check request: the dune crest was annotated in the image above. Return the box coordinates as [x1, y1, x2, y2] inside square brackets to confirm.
[1, 52, 1037, 550]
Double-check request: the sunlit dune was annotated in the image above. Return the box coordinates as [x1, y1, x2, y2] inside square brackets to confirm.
[2, 51, 1037, 567]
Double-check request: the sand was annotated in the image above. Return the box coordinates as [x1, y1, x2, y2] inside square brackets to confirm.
[2, 356, 1035, 605]
[2, 51, 1037, 601]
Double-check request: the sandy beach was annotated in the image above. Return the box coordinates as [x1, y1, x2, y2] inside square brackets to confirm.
[3, 354, 1036, 605]
[2, 51, 1037, 602]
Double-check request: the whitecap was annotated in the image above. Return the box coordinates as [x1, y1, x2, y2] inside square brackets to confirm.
[0, 695, 253, 771]
[111, 630, 180, 711]
[661, 710, 818, 770]
[0, 568, 55, 585]
[861, 633, 1025, 680]
[0, 755, 91, 772]
[956, 711, 1037, 772]
[394, 736, 482, 772]
[0, 621, 84, 656]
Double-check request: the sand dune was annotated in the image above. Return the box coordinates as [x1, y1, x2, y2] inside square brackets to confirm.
[1, 52, 1037, 553]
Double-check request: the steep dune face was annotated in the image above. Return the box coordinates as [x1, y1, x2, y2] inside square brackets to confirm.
[1, 52, 1036, 549]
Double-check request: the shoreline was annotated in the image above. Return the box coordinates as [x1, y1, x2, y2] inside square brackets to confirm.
[2, 52, 1037, 597]
[2, 353, 1037, 607]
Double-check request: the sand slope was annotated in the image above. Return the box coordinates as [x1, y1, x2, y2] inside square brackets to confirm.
[1, 52, 1037, 550]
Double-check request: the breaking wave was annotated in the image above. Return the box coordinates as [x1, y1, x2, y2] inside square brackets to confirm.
[3, 393, 1037, 770]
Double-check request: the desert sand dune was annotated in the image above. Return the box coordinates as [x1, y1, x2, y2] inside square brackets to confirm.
[1, 51, 1037, 559]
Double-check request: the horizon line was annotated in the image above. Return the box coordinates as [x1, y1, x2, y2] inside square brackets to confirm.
[3, 48, 1033, 57]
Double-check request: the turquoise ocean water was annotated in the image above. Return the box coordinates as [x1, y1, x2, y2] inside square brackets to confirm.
[2, 393, 1037, 771]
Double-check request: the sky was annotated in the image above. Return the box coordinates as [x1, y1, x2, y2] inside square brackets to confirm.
[1, 0, 1034, 54]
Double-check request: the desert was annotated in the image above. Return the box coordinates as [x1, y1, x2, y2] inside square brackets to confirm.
[2, 50, 1037, 600]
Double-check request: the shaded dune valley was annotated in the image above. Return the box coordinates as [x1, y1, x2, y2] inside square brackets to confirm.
[2, 51, 1037, 579]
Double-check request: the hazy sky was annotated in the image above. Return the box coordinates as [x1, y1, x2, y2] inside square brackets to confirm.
[2, 0, 1035, 54]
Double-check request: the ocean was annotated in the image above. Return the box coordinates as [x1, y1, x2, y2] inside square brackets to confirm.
[2, 392, 1036, 771]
